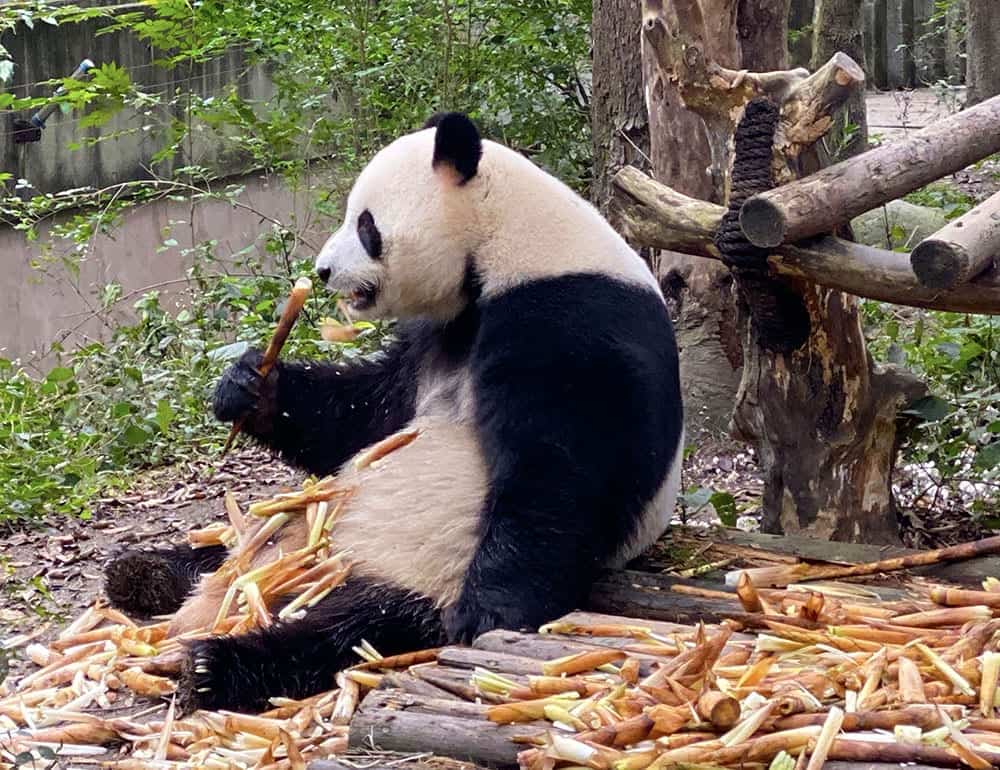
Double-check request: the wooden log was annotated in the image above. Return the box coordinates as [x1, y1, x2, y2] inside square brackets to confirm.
[910, 189, 1000, 289]
[613, 165, 1000, 314]
[738, 93, 1000, 248]
[382, 671, 464, 701]
[348, 695, 523, 767]
[707, 527, 1000, 587]
[362, 688, 490, 719]
[437, 647, 545, 676]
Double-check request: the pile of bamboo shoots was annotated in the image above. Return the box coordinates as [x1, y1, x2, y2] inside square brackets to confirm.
[467, 577, 1000, 770]
[0, 463, 401, 770]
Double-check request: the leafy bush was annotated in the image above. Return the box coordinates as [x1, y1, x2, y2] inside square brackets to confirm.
[1, 0, 591, 521]
[0, 250, 391, 521]
[864, 184, 1000, 520]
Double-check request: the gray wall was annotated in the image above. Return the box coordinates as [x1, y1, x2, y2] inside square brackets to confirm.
[0, 6, 277, 193]
[2, 5, 343, 363]
[1, 172, 337, 364]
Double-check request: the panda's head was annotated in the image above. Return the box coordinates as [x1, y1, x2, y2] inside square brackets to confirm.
[315, 113, 484, 321]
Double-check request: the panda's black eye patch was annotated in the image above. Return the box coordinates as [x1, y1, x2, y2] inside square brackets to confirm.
[357, 209, 382, 260]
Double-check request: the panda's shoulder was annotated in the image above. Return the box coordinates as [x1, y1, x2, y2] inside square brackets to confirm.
[473, 273, 676, 379]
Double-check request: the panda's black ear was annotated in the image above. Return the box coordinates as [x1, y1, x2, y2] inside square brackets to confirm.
[429, 112, 481, 185]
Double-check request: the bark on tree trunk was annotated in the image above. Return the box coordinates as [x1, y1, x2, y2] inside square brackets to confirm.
[966, 0, 1000, 106]
[739, 0, 792, 72]
[591, 0, 650, 217]
[642, 0, 743, 437]
[811, 0, 868, 158]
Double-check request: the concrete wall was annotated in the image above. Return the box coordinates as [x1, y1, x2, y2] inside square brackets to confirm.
[1, 171, 338, 364]
[1, 4, 345, 363]
[0, 6, 277, 194]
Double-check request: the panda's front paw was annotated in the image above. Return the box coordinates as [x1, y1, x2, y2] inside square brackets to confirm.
[442, 589, 531, 644]
[212, 349, 278, 427]
[177, 637, 269, 715]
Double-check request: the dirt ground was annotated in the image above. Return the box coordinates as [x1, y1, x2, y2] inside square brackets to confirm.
[0, 447, 303, 669]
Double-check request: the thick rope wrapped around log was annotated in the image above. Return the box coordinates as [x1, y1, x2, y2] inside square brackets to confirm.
[714, 98, 810, 354]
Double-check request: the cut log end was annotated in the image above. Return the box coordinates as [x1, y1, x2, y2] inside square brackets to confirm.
[910, 240, 974, 290]
[828, 52, 865, 86]
[740, 196, 787, 248]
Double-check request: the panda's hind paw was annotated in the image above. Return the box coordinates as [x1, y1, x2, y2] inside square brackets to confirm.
[104, 550, 188, 618]
[177, 637, 270, 715]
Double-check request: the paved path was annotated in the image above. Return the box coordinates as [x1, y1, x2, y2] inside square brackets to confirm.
[866, 87, 966, 142]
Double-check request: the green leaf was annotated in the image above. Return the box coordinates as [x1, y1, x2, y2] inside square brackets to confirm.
[976, 442, 1000, 471]
[123, 423, 151, 446]
[681, 487, 713, 511]
[902, 395, 951, 422]
[155, 399, 175, 433]
[46, 366, 75, 383]
[709, 491, 738, 527]
[208, 341, 249, 362]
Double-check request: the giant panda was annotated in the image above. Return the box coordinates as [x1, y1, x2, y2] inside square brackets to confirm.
[104, 112, 684, 714]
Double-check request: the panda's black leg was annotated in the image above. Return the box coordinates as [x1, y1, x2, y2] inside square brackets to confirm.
[104, 544, 229, 618]
[177, 578, 445, 714]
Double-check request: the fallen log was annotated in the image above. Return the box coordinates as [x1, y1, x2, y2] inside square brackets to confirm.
[705, 528, 1000, 587]
[729, 532, 1000, 587]
[348, 693, 522, 767]
[612, 165, 1000, 314]
[910, 189, 1000, 290]
[737, 93, 1000, 248]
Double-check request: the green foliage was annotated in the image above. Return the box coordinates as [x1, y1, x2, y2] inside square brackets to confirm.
[864, 303, 1000, 512]
[0, 252, 387, 522]
[905, 183, 976, 220]
[0, 0, 592, 521]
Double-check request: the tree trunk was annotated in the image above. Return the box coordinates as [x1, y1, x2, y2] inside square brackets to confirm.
[811, 0, 868, 158]
[591, 0, 650, 217]
[739, 0, 792, 72]
[966, 0, 1000, 106]
[642, 0, 743, 437]
[634, 2, 927, 543]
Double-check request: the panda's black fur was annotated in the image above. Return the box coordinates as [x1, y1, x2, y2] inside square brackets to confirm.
[105, 114, 683, 714]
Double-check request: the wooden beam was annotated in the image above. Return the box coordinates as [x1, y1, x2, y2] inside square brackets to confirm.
[910, 189, 1000, 289]
[737, 93, 1000, 248]
[613, 165, 1000, 314]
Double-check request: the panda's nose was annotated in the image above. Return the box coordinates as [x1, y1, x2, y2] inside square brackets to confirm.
[317, 266, 331, 284]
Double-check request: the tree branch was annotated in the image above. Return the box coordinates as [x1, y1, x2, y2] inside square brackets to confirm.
[613, 166, 1000, 315]
[910, 189, 1000, 290]
[740, 94, 1000, 248]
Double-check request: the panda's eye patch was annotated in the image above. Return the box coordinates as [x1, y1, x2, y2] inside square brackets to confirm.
[357, 209, 382, 260]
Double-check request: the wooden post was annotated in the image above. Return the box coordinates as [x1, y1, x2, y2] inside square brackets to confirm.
[612, 167, 1000, 314]
[739, 94, 1000, 248]
[910, 190, 1000, 290]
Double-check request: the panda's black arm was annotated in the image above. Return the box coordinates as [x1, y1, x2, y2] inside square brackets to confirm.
[213, 331, 421, 476]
